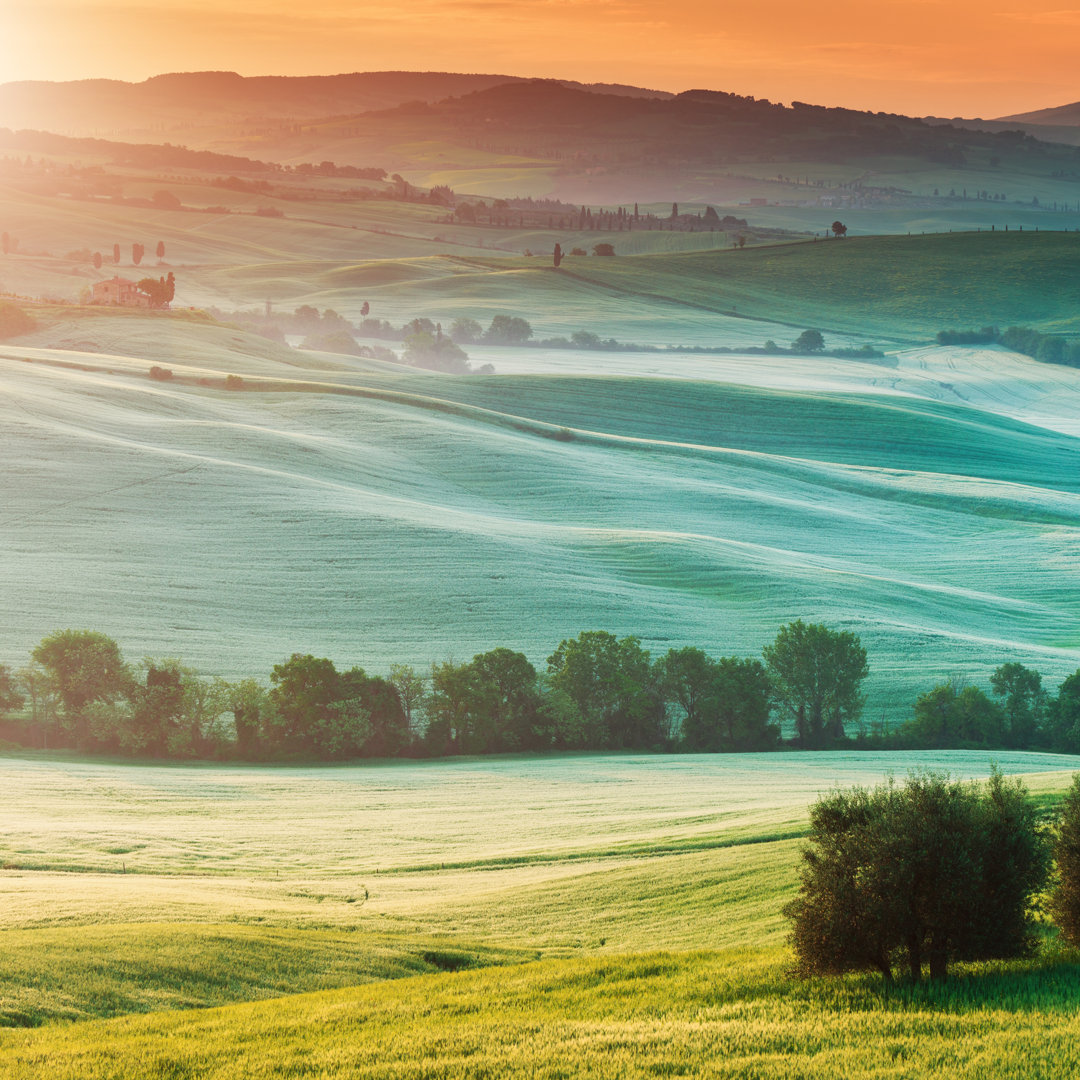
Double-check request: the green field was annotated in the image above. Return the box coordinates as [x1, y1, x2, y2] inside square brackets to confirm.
[1, 751, 1079, 1076]
[3, 311, 1080, 719]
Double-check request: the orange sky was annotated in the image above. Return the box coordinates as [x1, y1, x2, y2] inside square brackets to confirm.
[2, 0, 1078, 117]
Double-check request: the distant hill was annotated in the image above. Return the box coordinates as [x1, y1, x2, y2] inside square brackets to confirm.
[0, 70, 670, 138]
[1000, 101, 1080, 126]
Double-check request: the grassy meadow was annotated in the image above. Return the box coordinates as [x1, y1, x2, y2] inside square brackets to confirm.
[1, 751, 1079, 1075]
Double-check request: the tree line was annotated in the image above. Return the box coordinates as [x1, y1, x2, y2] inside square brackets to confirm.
[4, 623, 1079, 761]
[873, 663, 1080, 755]
[937, 324, 1080, 368]
[1, 622, 864, 760]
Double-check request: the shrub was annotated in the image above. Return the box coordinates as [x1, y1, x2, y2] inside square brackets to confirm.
[1049, 774, 1080, 946]
[224, 374, 244, 390]
[785, 769, 1048, 982]
[148, 366, 173, 381]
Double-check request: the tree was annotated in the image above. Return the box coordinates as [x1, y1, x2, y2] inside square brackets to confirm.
[268, 653, 369, 759]
[389, 663, 425, 740]
[156, 240, 166, 260]
[546, 631, 664, 749]
[113, 243, 121, 264]
[0, 664, 23, 715]
[16, 665, 58, 746]
[136, 273, 175, 309]
[904, 681, 1003, 747]
[468, 647, 542, 751]
[448, 317, 483, 345]
[763, 621, 868, 746]
[1049, 773, 1080, 947]
[132, 243, 144, 266]
[553, 243, 563, 268]
[831, 221, 847, 238]
[222, 677, 269, 757]
[1047, 670, 1080, 752]
[792, 329, 824, 353]
[592, 243, 615, 256]
[31, 630, 128, 745]
[360, 301, 370, 317]
[425, 659, 474, 755]
[483, 315, 532, 345]
[340, 668, 408, 757]
[403, 330, 471, 373]
[92, 251, 102, 270]
[662, 649, 775, 751]
[785, 770, 1048, 982]
[990, 663, 1044, 748]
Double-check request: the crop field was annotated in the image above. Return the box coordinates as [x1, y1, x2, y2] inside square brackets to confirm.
[1, 750, 1079, 1075]
[3, 317, 1080, 717]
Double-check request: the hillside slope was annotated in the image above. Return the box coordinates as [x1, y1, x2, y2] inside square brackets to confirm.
[1, 326, 1079, 717]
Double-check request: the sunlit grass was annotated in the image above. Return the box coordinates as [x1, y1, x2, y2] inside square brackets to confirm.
[5, 948, 1080, 1078]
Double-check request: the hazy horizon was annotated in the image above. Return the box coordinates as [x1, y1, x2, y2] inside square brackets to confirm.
[2, 1, 1078, 119]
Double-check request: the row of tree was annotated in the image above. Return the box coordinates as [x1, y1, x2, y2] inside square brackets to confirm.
[787, 768, 1080, 983]
[6, 625, 1080, 761]
[887, 664, 1080, 754]
[1, 622, 866, 760]
[69, 241, 166, 270]
[936, 324, 1080, 368]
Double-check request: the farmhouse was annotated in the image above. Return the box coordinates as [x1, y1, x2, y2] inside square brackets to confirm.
[91, 276, 151, 307]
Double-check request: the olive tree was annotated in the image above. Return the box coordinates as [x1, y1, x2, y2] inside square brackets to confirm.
[785, 770, 1048, 982]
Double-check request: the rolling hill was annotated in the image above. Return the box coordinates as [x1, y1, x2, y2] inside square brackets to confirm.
[2, 312, 1080, 721]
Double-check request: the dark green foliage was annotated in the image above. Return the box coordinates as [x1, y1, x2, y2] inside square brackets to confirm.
[129, 662, 185, 756]
[148, 365, 173, 381]
[1046, 670, 1080, 753]
[763, 621, 868, 746]
[546, 631, 664, 749]
[792, 329, 824, 353]
[903, 682, 1004, 748]
[991, 663, 1045, 748]
[224, 678, 268, 757]
[785, 770, 1048, 982]
[935, 326, 1000, 346]
[592, 243, 615, 256]
[661, 648, 775, 751]
[831, 221, 847, 237]
[999, 325, 1080, 369]
[1049, 774, 1080, 947]
[268, 654, 369, 759]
